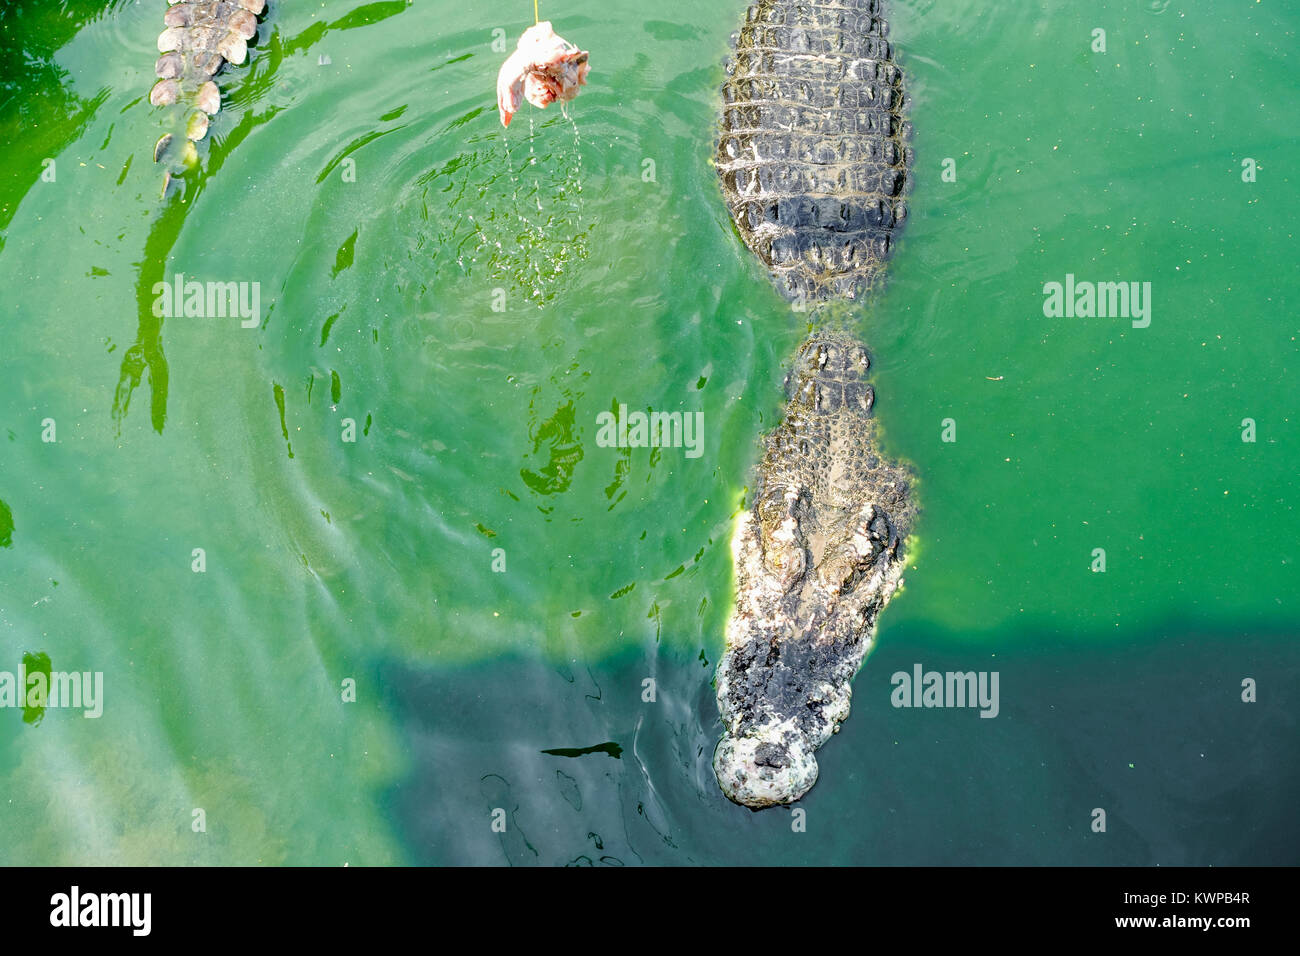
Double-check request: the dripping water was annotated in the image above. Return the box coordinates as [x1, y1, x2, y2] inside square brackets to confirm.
[457, 107, 592, 306]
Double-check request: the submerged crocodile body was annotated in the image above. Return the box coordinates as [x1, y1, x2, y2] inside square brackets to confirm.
[717, 0, 908, 304]
[149, 0, 267, 185]
[714, 0, 916, 808]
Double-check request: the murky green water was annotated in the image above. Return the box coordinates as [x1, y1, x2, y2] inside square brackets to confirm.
[0, 0, 1296, 865]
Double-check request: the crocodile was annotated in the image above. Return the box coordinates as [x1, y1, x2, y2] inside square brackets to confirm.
[149, 0, 267, 188]
[713, 0, 916, 809]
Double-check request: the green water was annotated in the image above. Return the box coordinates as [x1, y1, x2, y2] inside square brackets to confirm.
[0, 0, 1296, 865]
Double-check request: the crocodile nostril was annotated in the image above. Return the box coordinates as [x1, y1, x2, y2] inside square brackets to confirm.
[753, 742, 791, 769]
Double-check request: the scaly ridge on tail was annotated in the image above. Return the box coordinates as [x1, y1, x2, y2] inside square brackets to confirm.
[149, 0, 267, 188]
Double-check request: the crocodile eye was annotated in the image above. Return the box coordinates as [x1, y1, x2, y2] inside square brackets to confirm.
[846, 383, 874, 412]
[849, 347, 868, 370]
[759, 526, 806, 589]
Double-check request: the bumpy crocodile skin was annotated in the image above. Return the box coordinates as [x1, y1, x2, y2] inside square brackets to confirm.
[149, 0, 266, 173]
[714, 0, 916, 809]
[717, 0, 908, 303]
[715, 333, 915, 808]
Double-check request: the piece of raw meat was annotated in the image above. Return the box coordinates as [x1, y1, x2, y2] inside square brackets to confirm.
[496, 21, 590, 128]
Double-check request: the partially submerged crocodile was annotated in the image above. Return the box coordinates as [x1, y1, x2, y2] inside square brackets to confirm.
[149, 0, 267, 187]
[714, 0, 916, 808]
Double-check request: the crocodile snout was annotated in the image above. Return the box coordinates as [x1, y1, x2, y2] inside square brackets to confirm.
[714, 726, 819, 809]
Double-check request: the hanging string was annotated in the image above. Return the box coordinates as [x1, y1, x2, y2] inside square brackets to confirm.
[534, 0, 539, 24]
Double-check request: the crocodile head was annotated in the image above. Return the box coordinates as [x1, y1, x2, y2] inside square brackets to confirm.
[714, 335, 916, 808]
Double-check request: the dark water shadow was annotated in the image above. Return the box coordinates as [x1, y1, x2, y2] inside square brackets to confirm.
[374, 616, 1299, 865]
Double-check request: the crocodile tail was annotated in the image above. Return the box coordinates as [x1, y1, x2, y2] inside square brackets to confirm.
[149, 0, 267, 189]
